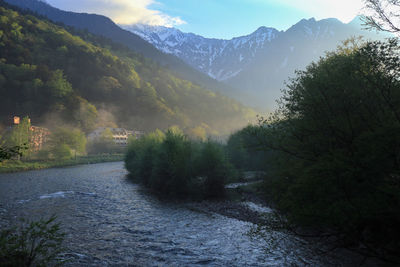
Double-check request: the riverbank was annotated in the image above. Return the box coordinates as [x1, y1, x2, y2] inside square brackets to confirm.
[0, 154, 124, 173]
[186, 179, 269, 224]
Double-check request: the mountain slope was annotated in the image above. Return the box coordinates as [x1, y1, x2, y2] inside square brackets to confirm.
[127, 24, 279, 81]
[0, 2, 256, 135]
[128, 18, 389, 109]
[3, 0, 234, 96]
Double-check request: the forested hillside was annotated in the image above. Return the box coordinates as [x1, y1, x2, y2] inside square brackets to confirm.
[0, 2, 255, 136]
[3, 0, 236, 101]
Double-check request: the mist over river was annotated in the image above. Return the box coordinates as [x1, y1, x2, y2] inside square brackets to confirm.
[0, 162, 333, 266]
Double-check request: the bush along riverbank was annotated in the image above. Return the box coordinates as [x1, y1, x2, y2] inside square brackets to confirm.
[0, 154, 124, 173]
[249, 40, 400, 264]
[125, 128, 238, 200]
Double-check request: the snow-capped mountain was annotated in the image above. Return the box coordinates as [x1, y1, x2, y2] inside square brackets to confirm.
[124, 24, 279, 81]
[126, 17, 387, 109]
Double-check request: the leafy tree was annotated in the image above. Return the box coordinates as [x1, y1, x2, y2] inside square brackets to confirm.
[226, 125, 271, 171]
[52, 143, 72, 160]
[0, 216, 64, 266]
[258, 39, 400, 262]
[45, 70, 72, 98]
[125, 128, 236, 199]
[72, 98, 97, 133]
[0, 145, 22, 162]
[6, 116, 30, 157]
[49, 127, 86, 156]
[125, 129, 165, 186]
[187, 126, 207, 141]
[197, 140, 231, 198]
[150, 129, 193, 197]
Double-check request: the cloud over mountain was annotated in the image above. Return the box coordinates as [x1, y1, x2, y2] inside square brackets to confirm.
[46, 0, 185, 26]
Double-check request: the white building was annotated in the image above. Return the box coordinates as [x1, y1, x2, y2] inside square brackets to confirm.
[88, 127, 144, 146]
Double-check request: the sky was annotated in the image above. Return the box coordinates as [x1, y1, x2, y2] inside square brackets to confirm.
[45, 0, 367, 39]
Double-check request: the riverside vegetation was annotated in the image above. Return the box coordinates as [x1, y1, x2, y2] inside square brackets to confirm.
[0, 116, 124, 173]
[125, 127, 238, 199]
[0, 148, 65, 266]
[241, 39, 400, 263]
[126, 39, 400, 263]
[0, 216, 64, 266]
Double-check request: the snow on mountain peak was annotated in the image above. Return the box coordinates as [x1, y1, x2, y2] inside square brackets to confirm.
[125, 23, 281, 80]
[123, 17, 378, 82]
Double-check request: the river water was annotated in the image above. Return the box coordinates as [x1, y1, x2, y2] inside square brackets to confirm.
[0, 162, 331, 266]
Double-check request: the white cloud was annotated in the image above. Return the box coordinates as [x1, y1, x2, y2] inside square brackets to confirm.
[46, 0, 185, 26]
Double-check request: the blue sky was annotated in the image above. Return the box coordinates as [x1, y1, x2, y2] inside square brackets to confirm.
[46, 0, 366, 39]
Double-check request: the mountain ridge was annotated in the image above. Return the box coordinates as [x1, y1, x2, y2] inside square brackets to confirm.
[6, 0, 390, 110]
[127, 17, 390, 109]
[125, 23, 280, 81]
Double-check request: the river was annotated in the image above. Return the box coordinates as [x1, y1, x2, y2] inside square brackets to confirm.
[0, 162, 333, 266]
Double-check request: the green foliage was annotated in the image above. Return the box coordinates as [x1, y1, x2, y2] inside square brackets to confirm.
[5, 116, 31, 156]
[226, 125, 271, 171]
[0, 216, 64, 266]
[257, 39, 400, 262]
[125, 128, 234, 199]
[125, 129, 165, 186]
[35, 148, 51, 160]
[197, 140, 231, 198]
[52, 144, 72, 160]
[0, 3, 255, 135]
[150, 129, 193, 197]
[0, 144, 22, 162]
[49, 127, 86, 155]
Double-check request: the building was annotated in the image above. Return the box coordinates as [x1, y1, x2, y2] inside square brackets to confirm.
[88, 127, 144, 146]
[2, 116, 50, 152]
[30, 125, 50, 151]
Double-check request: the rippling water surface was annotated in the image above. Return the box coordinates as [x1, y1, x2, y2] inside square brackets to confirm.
[0, 162, 326, 266]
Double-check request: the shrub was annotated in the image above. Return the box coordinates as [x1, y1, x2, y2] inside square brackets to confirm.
[226, 125, 272, 171]
[125, 129, 164, 186]
[52, 144, 72, 160]
[197, 141, 231, 198]
[0, 216, 64, 266]
[258, 39, 400, 262]
[125, 128, 236, 199]
[150, 129, 193, 197]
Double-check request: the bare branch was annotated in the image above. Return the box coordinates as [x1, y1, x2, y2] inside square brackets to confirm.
[363, 0, 400, 33]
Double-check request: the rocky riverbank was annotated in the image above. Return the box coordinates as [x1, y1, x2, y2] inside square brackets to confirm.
[186, 178, 272, 225]
[186, 200, 270, 224]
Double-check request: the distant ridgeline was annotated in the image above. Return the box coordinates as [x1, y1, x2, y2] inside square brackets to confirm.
[129, 18, 390, 109]
[0, 2, 255, 137]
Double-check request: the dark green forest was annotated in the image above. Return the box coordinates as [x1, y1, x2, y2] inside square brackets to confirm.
[243, 39, 400, 263]
[0, 2, 255, 136]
